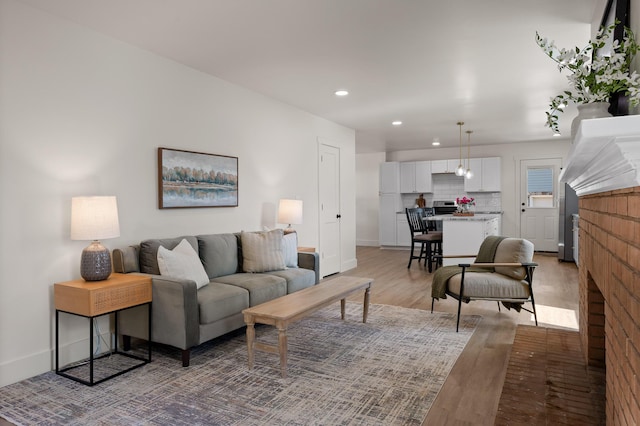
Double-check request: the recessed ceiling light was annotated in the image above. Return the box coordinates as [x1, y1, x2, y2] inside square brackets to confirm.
[334, 90, 349, 97]
[432, 138, 440, 146]
[392, 121, 402, 126]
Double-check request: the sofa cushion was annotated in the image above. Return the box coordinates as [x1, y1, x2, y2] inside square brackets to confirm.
[263, 269, 315, 294]
[157, 239, 210, 289]
[448, 272, 530, 299]
[197, 233, 239, 278]
[494, 238, 534, 280]
[240, 229, 286, 273]
[197, 282, 249, 324]
[212, 273, 287, 306]
[139, 236, 198, 275]
[282, 232, 298, 268]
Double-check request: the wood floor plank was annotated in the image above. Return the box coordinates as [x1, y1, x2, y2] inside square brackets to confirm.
[339, 247, 580, 425]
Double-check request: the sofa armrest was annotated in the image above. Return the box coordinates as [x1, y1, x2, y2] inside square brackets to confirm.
[118, 273, 200, 351]
[298, 252, 320, 284]
[113, 246, 140, 273]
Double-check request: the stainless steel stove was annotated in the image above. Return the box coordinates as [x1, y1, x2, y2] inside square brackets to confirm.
[432, 200, 457, 215]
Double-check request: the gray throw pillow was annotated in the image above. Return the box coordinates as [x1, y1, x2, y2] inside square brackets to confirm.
[241, 229, 286, 273]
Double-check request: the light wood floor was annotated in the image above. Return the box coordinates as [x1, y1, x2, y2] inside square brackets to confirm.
[339, 246, 579, 426]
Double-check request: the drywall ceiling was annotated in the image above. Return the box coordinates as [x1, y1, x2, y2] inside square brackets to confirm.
[19, 0, 601, 153]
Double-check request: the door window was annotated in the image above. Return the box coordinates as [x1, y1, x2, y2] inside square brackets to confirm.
[526, 167, 554, 208]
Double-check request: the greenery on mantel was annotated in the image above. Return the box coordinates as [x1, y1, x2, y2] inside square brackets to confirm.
[536, 21, 640, 134]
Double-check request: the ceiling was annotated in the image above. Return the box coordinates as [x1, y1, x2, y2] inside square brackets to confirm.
[20, 0, 602, 153]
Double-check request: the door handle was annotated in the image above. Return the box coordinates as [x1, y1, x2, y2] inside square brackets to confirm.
[336, 214, 341, 219]
[522, 209, 526, 212]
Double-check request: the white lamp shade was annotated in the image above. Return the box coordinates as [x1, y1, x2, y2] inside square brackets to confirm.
[278, 199, 303, 225]
[71, 196, 120, 241]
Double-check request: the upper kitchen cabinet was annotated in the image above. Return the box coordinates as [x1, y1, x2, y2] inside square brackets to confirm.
[464, 157, 501, 192]
[400, 161, 432, 193]
[379, 162, 400, 193]
[431, 159, 460, 174]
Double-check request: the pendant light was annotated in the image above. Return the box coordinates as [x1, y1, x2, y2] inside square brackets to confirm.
[455, 121, 465, 176]
[465, 130, 474, 179]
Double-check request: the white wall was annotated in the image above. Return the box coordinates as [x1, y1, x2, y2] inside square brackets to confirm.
[356, 139, 572, 245]
[0, 0, 355, 386]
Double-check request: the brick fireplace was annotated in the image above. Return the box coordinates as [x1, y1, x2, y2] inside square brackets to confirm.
[562, 115, 640, 424]
[579, 187, 640, 423]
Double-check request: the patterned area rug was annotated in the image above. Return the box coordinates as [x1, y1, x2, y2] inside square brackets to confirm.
[0, 303, 479, 425]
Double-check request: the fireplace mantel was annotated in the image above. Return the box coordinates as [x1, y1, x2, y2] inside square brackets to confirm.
[559, 115, 640, 196]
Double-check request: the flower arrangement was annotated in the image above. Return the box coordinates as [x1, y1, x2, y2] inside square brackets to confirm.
[456, 196, 475, 206]
[536, 21, 640, 133]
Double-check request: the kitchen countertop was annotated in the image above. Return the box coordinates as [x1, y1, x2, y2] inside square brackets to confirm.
[397, 212, 501, 221]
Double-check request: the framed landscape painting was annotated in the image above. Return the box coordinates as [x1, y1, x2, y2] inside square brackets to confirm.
[158, 147, 238, 208]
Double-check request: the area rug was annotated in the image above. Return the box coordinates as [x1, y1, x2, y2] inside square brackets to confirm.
[0, 303, 480, 425]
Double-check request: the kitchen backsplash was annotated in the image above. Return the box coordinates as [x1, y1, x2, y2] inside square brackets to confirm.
[401, 174, 502, 211]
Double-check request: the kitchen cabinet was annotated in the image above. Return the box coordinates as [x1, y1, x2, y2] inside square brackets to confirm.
[379, 194, 402, 246]
[379, 162, 400, 193]
[464, 157, 501, 192]
[442, 217, 500, 266]
[431, 159, 460, 174]
[400, 161, 432, 193]
[396, 214, 411, 247]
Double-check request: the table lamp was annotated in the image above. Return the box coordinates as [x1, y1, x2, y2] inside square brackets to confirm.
[278, 199, 303, 234]
[71, 196, 120, 281]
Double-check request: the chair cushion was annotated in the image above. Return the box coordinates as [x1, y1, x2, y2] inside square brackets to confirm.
[414, 233, 442, 242]
[212, 273, 287, 306]
[494, 238, 534, 280]
[263, 268, 316, 293]
[448, 272, 530, 299]
[197, 282, 249, 324]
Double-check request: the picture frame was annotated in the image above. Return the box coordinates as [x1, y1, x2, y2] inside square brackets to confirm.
[158, 147, 238, 208]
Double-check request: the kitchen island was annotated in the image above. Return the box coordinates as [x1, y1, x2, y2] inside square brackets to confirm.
[428, 214, 500, 266]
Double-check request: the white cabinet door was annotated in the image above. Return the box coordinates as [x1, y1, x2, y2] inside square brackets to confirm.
[431, 160, 447, 174]
[464, 158, 483, 192]
[463, 157, 501, 192]
[379, 162, 400, 193]
[448, 159, 461, 173]
[396, 214, 411, 246]
[431, 159, 458, 174]
[400, 162, 416, 193]
[482, 157, 501, 191]
[415, 161, 432, 192]
[379, 193, 401, 245]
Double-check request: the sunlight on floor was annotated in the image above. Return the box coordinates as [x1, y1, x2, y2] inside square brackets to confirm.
[532, 304, 579, 330]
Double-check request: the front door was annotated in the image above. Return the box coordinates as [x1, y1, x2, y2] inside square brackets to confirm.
[519, 158, 562, 252]
[319, 143, 341, 277]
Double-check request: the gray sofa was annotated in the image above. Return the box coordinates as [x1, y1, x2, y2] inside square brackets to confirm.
[112, 231, 319, 366]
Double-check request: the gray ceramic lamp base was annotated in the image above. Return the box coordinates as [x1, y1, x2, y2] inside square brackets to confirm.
[80, 241, 112, 281]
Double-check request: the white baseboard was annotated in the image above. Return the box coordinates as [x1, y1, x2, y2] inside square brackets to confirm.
[356, 239, 379, 246]
[342, 257, 357, 272]
[0, 331, 113, 387]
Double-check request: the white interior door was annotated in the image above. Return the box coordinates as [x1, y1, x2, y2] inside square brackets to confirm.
[519, 158, 561, 252]
[319, 143, 341, 277]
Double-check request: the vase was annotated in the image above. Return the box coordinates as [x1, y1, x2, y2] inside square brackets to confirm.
[570, 102, 612, 141]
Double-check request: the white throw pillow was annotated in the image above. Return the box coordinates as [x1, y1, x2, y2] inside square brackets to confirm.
[282, 232, 298, 268]
[157, 239, 210, 289]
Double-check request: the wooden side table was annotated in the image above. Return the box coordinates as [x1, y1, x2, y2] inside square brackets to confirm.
[54, 273, 152, 386]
